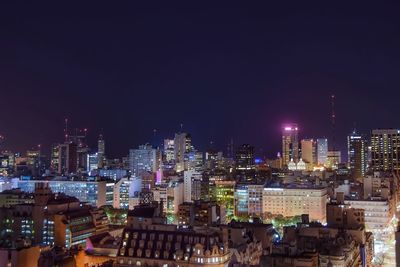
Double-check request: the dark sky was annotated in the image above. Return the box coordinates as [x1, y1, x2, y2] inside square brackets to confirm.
[1, 2, 400, 158]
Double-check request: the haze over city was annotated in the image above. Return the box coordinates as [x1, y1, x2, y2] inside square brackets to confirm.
[2, 2, 400, 158]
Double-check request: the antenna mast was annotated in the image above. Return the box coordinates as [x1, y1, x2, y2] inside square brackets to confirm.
[64, 118, 69, 142]
[331, 94, 336, 151]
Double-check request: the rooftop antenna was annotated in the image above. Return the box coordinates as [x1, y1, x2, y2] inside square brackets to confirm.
[331, 94, 336, 152]
[180, 123, 183, 132]
[64, 118, 69, 142]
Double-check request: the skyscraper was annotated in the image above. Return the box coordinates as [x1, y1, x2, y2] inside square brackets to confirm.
[282, 123, 299, 166]
[129, 144, 161, 177]
[163, 139, 175, 162]
[316, 138, 328, 166]
[184, 169, 202, 203]
[347, 130, 368, 179]
[97, 134, 105, 168]
[57, 142, 77, 174]
[235, 144, 255, 182]
[26, 149, 42, 176]
[87, 153, 99, 173]
[67, 130, 89, 172]
[301, 139, 316, 165]
[371, 129, 400, 171]
[174, 133, 192, 172]
[50, 143, 60, 173]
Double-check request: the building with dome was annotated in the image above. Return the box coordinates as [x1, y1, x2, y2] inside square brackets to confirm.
[287, 158, 307, 171]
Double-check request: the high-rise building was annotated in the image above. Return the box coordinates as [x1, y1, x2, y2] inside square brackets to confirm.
[50, 144, 60, 173]
[67, 130, 90, 172]
[26, 149, 43, 176]
[235, 144, 255, 182]
[129, 144, 161, 177]
[97, 134, 105, 168]
[183, 170, 202, 203]
[282, 123, 299, 166]
[173, 133, 192, 172]
[300, 139, 316, 165]
[58, 142, 77, 174]
[163, 139, 175, 162]
[347, 130, 368, 179]
[316, 138, 328, 165]
[87, 153, 99, 173]
[205, 149, 223, 170]
[234, 184, 249, 216]
[185, 150, 204, 171]
[371, 129, 400, 171]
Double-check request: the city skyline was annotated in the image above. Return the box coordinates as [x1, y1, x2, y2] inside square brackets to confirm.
[2, 3, 400, 266]
[0, 117, 391, 161]
[2, 3, 400, 157]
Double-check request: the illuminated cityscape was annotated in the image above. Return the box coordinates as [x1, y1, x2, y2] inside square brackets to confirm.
[2, 2, 400, 267]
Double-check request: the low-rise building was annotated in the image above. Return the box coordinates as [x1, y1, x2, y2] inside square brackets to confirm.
[262, 185, 327, 223]
[344, 199, 392, 231]
[178, 201, 221, 228]
[0, 189, 34, 208]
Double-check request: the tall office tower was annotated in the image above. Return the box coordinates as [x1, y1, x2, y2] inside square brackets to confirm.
[301, 139, 317, 165]
[316, 138, 328, 165]
[26, 150, 39, 176]
[235, 144, 255, 182]
[347, 130, 368, 179]
[129, 144, 161, 177]
[282, 123, 299, 166]
[185, 150, 204, 171]
[163, 139, 175, 162]
[174, 133, 192, 172]
[50, 144, 60, 173]
[67, 129, 89, 172]
[97, 134, 105, 168]
[87, 153, 99, 173]
[183, 169, 202, 202]
[58, 142, 77, 174]
[205, 149, 219, 170]
[371, 129, 400, 171]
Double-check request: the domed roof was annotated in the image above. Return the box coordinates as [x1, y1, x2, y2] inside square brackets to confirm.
[296, 159, 306, 170]
[288, 159, 297, 170]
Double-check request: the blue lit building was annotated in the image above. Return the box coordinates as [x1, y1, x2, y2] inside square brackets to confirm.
[17, 178, 114, 207]
[98, 168, 128, 180]
[317, 138, 328, 166]
[234, 184, 249, 216]
[86, 153, 99, 173]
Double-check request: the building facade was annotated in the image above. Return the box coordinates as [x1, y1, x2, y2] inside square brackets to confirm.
[371, 129, 400, 171]
[347, 130, 368, 179]
[282, 124, 299, 166]
[262, 186, 327, 222]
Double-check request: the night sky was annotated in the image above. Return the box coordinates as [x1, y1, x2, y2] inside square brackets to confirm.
[2, 2, 400, 158]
